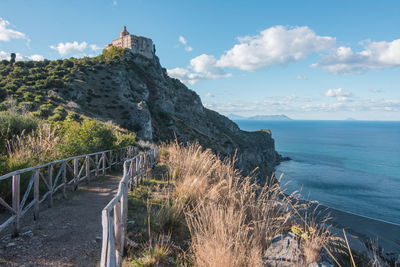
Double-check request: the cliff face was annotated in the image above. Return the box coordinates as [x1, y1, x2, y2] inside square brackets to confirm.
[57, 53, 282, 179]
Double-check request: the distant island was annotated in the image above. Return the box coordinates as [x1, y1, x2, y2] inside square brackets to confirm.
[228, 114, 293, 121]
[346, 117, 357, 121]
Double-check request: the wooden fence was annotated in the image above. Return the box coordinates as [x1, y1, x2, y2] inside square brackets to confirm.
[100, 147, 159, 267]
[0, 146, 136, 236]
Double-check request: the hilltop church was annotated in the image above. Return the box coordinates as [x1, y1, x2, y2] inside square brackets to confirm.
[106, 26, 155, 59]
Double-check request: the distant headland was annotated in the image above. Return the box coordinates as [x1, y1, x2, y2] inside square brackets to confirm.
[228, 114, 293, 121]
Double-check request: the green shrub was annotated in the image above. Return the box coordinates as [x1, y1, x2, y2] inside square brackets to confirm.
[102, 46, 126, 61]
[57, 119, 117, 157]
[34, 103, 54, 118]
[0, 111, 38, 153]
[49, 106, 67, 121]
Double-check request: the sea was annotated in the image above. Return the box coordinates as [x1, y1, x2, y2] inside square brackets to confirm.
[234, 120, 400, 225]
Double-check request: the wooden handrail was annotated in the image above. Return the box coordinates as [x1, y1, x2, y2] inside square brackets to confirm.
[100, 147, 159, 267]
[0, 146, 136, 235]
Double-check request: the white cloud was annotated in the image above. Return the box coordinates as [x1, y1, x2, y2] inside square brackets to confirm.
[205, 95, 400, 116]
[178, 35, 193, 52]
[90, 44, 102, 51]
[25, 54, 44, 61]
[370, 88, 383, 93]
[205, 92, 214, 97]
[0, 51, 44, 61]
[325, 88, 352, 102]
[168, 54, 231, 84]
[325, 88, 351, 97]
[0, 18, 28, 42]
[179, 36, 187, 45]
[216, 25, 336, 71]
[113, 0, 117, 5]
[312, 39, 400, 74]
[50, 41, 88, 56]
[296, 75, 307, 80]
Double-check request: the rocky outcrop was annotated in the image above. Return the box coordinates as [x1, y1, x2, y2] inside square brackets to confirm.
[63, 52, 282, 179]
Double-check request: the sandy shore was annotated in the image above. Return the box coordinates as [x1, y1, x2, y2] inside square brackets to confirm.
[315, 204, 400, 259]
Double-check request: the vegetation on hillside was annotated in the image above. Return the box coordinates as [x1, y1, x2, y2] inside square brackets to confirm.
[0, 110, 136, 176]
[0, 48, 138, 176]
[0, 48, 126, 119]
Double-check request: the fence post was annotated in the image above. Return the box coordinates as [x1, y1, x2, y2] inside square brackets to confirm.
[34, 170, 40, 220]
[86, 155, 90, 183]
[121, 184, 128, 261]
[114, 199, 122, 266]
[129, 161, 134, 191]
[12, 174, 20, 237]
[95, 154, 99, 178]
[102, 152, 106, 175]
[62, 162, 67, 199]
[48, 164, 53, 207]
[109, 151, 113, 171]
[73, 158, 78, 191]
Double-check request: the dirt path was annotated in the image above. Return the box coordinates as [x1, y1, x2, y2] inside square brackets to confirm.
[0, 173, 122, 267]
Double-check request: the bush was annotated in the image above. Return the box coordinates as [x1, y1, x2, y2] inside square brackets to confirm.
[57, 119, 117, 157]
[102, 46, 126, 61]
[0, 111, 38, 153]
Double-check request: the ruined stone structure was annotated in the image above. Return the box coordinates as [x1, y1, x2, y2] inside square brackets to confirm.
[106, 26, 155, 59]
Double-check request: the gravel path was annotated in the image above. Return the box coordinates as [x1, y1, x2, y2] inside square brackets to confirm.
[0, 173, 122, 267]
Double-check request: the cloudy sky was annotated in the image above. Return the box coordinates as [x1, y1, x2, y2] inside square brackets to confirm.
[1, 0, 399, 120]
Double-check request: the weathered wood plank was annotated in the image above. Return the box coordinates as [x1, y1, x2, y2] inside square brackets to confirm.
[73, 158, 78, 190]
[0, 215, 17, 233]
[114, 199, 122, 266]
[86, 155, 90, 184]
[48, 164, 53, 207]
[20, 173, 35, 211]
[12, 174, 20, 237]
[102, 153, 106, 175]
[0, 196, 16, 214]
[62, 163, 67, 199]
[95, 154, 99, 178]
[100, 209, 109, 267]
[34, 170, 39, 220]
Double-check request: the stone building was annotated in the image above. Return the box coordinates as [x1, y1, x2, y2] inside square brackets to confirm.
[106, 26, 155, 59]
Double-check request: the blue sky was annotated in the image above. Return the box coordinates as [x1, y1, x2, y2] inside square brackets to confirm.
[1, 0, 400, 120]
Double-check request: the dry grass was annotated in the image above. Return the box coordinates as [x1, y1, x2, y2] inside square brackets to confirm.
[159, 141, 308, 266]
[6, 123, 60, 167]
[136, 234, 172, 266]
[134, 141, 387, 266]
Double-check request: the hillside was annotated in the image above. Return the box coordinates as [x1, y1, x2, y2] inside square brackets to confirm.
[0, 49, 282, 179]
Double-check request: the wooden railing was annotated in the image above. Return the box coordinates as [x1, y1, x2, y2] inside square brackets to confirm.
[100, 147, 159, 267]
[0, 146, 136, 236]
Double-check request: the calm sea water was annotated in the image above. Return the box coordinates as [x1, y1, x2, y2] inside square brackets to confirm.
[235, 120, 400, 225]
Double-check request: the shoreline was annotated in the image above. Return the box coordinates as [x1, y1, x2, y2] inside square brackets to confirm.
[315, 203, 400, 259]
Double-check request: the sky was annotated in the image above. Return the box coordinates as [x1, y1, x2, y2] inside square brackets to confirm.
[1, 0, 400, 120]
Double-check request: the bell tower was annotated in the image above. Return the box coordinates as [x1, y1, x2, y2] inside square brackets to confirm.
[120, 26, 129, 38]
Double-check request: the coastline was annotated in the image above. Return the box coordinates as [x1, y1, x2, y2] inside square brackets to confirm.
[315, 203, 400, 260]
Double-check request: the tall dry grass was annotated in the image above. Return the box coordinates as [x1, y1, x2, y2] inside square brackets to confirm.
[159, 141, 312, 267]
[6, 123, 60, 168]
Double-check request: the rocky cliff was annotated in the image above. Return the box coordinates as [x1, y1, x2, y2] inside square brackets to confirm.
[1, 51, 282, 179]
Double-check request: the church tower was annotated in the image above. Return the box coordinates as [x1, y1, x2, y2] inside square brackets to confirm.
[120, 26, 129, 38]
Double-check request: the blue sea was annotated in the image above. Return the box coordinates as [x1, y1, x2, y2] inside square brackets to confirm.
[235, 120, 400, 225]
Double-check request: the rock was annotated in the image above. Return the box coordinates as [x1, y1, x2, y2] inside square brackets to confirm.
[264, 233, 302, 266]
[63, 53, 282, 180]
[21, 230, 33, 238]
[6, 242, 16, 248]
